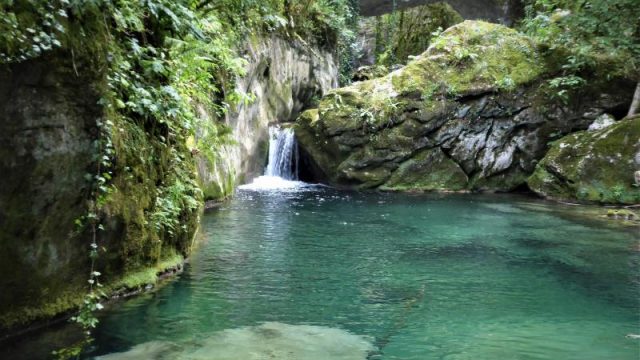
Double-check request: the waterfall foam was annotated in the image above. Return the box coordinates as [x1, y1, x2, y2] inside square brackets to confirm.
[239, 126, 313, 191]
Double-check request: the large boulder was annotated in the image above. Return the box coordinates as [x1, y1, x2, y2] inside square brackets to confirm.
[295, 21, 632, 191]
[527, 116, 640, 204]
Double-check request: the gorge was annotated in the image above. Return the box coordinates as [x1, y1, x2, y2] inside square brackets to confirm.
[0, 1, 638, 359]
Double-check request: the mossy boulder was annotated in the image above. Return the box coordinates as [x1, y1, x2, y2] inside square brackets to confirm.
[295, 21, 632, 192]
[528, 116, 640, 204]
[379, 148, 468, 191]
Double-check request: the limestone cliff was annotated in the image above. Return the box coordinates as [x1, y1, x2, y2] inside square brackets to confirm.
[0, 52, 200, 335]
[0, 55, 99, 333]
[197, 36, 338, 200]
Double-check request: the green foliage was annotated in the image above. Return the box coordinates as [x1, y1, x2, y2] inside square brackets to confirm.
[1, 0, 359, 346]
[373, 3, 463, 67]
[522, 0, 640, 100]
[0, 0, 65, 62]
[196, 0, 359, 84]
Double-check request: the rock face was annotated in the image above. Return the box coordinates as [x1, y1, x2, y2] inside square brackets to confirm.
[295, 21, 632, 192]
[528, 116, 640, 204]
[197, 36, 338, 200]
[0, 53, 199, 334]
[0, 55, 97, 332]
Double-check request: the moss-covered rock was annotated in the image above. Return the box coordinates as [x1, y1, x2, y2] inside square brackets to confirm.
[295, 21, 632, 193]
[0, 55, 97, 333]
[0, 53, 201, 334]
[528, 116, 640, 204]
[380, 148, 468, 191]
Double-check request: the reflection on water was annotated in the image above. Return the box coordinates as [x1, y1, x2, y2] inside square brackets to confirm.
[2, 190, 638, 359]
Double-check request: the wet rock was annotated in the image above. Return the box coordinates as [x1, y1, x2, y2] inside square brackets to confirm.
[606, 209, 638, 221]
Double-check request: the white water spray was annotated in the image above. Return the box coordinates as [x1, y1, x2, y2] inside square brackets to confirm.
[265, 126, 299, 180]
[239, 126, 312, 191]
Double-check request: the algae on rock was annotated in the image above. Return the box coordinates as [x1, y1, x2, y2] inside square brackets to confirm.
[528, 116, 640, 204]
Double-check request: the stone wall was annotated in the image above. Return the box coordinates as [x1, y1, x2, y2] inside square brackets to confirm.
[0, 54, 101, 333]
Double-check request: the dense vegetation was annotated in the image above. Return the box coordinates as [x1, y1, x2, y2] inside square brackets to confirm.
[522, 0, 640, 110]
[0, 0, 358, 350]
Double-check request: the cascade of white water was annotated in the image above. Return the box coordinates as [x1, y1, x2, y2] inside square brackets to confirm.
[238, 125, 315, 191]
[265, 126, 299, 180]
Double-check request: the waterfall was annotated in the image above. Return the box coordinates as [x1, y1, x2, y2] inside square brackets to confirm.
[239, 125, 313, 191]
[265, 126, 299, 180]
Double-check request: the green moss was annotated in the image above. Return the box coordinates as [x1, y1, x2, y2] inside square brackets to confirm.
[0, 291, 85, 331]
[341, 166, 392, 188]
[528, 116, 640, 204]
[0, 251, 186, 331]
[296, 21, 547, 192]
[107, 252, 184, 291]
[381, 148, 468, 191]
[393, 21, 544, 97]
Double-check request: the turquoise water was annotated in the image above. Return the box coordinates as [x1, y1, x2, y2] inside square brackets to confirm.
[3, 189, 638, 359]
[86, 189, 639, 359]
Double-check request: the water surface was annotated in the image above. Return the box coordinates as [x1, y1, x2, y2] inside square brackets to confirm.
[88, 189, 639, 359]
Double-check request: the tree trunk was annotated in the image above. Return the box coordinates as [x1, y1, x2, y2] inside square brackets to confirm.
[628, 81, 640, 117]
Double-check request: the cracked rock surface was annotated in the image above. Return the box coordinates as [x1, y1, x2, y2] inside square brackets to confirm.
[295, 21, 631, 192]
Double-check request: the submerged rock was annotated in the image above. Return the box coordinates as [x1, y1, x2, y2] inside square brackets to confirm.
[295, 21, 631, 192]
[528, 116, 640, 204]
[97, 322, 375, 360]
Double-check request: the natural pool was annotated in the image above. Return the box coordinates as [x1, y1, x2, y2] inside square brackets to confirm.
[5, 188, 640, 359]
